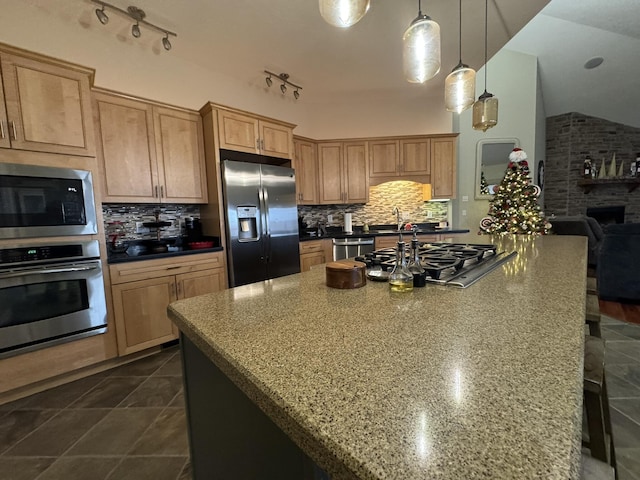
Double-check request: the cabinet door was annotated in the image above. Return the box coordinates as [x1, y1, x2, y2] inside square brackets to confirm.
[154, 107, 208, 203]
[0, 53, 95, 156]
[293, 139, 318, 205]
[0, 71, 9, 149]
[318, 143, 344, 204]
[176, 268, 225, 299]
[111, 276, 178, 356]
[401, 139, 430, 175]
[431, 137, 457, 199]
[344, 141, 369, 203]
[300, 251, 326, 272]
[260, 120, 293, 159]
[93, 92, 158, 203]
[217, 110, 259, 154]
[369, 140, 399, 177]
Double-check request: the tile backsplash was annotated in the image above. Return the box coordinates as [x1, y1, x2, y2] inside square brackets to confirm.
[298, 181, 449, 228]
[102, 204, 200, 242]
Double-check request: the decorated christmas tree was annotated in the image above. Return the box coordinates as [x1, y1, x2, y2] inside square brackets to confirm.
[479, 148, 551, 235]
[480, 171, 489, 195]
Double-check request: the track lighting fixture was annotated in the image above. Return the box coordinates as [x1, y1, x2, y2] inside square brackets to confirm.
[264, 71, 303, 100]
[131, 22, 141, 38]
[162, 34, 172, 51]
[91, 0, 177, 51]
[95, 6, 109, 25]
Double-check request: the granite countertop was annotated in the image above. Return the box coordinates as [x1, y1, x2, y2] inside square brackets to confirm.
[168, 234, 587, 479]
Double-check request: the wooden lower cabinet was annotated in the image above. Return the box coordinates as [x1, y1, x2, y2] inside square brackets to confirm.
[374, 234, 440, 249]
[109, 252, 226, 356]
[299, 239, 331, 271]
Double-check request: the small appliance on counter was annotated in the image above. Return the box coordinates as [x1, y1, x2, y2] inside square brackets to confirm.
[142, 210, 172, 253]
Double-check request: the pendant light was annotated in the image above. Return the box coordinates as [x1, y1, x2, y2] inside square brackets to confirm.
[444, 0, 476, 113]
[319, 0, 371, 28]
[403, 0, 441, 83]
[472, 0, 498, 131]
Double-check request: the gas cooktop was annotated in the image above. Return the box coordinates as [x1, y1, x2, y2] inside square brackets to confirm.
[357, 242, 517, 288]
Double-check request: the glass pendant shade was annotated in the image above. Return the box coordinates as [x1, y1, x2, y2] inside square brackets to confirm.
[319, 0, 371, 28]
[472, 91, 499, 132]
[403, 15, 441, 83]
[444, 64, 476, 113]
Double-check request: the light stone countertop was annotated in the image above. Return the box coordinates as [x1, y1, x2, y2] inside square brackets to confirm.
[168, 234, 588, 480]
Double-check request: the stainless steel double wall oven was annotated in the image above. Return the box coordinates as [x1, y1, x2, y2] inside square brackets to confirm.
[0, 162, 107, 358]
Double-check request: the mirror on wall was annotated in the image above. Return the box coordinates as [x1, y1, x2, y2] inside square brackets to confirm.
[475, 138, 520, 199]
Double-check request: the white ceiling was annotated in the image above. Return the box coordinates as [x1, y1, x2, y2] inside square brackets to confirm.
[16, 0, 639, 128]
[506, 0, 640, 128]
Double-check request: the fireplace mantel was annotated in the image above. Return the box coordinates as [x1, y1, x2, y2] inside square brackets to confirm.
[577, 178, 640, 193]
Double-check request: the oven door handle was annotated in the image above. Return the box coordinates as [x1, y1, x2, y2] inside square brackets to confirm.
[0, 264, 99, 279]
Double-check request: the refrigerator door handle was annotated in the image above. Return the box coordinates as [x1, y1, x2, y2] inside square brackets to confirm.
[262, 187, 272, 263]
[258, 186, 269, 263]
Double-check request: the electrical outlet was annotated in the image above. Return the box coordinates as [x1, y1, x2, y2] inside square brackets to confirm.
[462, 195, 469, 202]
[327, 214, 333, 224]
[427, 211, 433, 218]
[461, 210, 467, 216]
[136, 221, 150, 234]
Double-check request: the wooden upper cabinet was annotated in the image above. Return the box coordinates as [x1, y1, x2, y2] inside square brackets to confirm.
[260, 120, 293, 159]
[293, 138, 318, 205]
[153, 106, 207, 203]
[431, 136, 457, 199]
[343, 141, 369, 203]
[400, 138, 430, 176]
[0, 52, 95, 156]
[217, 110, 260, 154]
[369, 140, 400, 177]
[93, 93, 157, 202]
[318, 143, 344, 204]
[318, 141, 368, 204]
[93, 90, 207, 204]
[217, 108, 294, 160]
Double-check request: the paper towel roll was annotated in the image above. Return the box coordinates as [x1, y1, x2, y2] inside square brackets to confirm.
[343, 213, 353, 233]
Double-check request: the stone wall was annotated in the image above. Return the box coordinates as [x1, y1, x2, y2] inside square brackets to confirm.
[545, 113, 640, 223]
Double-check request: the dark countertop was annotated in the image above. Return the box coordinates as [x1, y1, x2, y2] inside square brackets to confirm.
[299, 227, 470, 241]
[107, 242, 223, 264]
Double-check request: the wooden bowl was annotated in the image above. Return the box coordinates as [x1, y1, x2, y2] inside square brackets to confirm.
[326, 260, 367, 289]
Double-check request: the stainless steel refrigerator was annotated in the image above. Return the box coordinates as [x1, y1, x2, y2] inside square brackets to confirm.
[221, 159, 300, 287]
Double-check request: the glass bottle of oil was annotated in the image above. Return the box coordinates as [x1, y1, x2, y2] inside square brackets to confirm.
[389, 239, 413, 292]
[407, 232, 426, 287]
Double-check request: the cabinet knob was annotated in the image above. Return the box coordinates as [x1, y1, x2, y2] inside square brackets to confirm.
[0, 120, 4, 139]
[160, 185, 164, 198]
[10, 121, 16, 141]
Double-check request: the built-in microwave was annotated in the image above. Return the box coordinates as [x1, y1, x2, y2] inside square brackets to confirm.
[0, 162, 98, 239]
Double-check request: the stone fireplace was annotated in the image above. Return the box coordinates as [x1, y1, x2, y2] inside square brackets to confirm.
[586, 205, 625, 226]
[544, 112, 640, 223]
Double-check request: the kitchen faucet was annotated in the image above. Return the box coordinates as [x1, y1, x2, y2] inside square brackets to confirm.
[392, 206, 402, 231]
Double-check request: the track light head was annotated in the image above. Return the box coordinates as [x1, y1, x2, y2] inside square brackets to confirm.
[162, 35, 172, 51]
[280, 83, 287, 94]
[265, 76, 273, 87]
[95, 6, 109, 25]
[294, 89, 300, 100]
[132, 22, 141, 38]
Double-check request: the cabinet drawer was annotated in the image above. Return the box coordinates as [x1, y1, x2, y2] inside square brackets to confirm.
[299, 240, 324, 254]
[110, 251, 225, 284]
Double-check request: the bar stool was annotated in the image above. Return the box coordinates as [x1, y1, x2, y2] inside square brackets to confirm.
[586, 293, 602, 338]
[583, 335, 617, 478]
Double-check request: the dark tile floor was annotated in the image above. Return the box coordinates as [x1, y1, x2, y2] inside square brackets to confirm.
[0, 346, 190, 480]
[1, 316, 639, 480]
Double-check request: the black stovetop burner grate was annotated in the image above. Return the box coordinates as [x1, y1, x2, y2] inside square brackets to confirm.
[357, 242, 514, 286]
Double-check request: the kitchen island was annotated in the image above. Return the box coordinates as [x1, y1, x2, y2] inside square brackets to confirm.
[168, 234, 587, 479]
